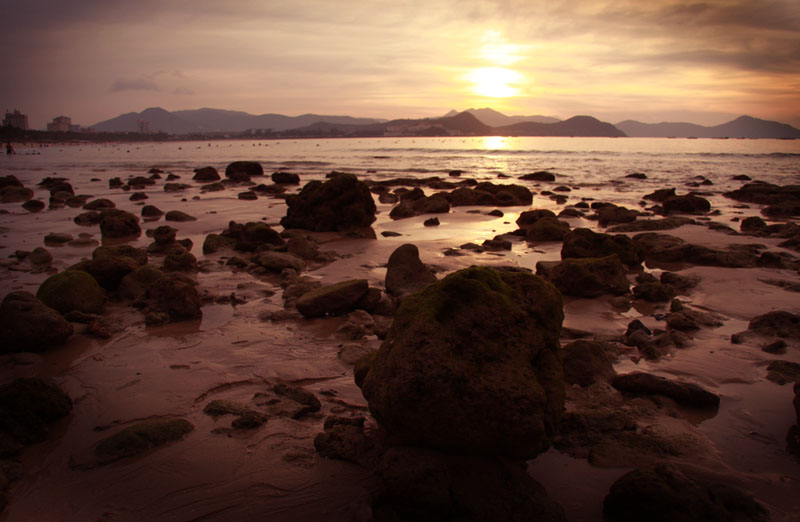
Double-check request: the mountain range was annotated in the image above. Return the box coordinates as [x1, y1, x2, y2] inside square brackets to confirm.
[91, 107, 800, 139]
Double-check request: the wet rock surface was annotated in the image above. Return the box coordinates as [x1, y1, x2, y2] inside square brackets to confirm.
[0, 292, 73, 352]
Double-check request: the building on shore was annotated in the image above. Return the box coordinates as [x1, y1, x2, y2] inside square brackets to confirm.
[137, 119, 150, 134]
[47, 116, 73, 132]
[3, 109, 29, 130]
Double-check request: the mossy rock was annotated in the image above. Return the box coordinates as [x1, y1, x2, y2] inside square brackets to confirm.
[0, 292, 73, 352]
[280, 173, 377, 232]
[36, 270, 105, 314]
[359, 266, 565, 459]
[561, 228, 644, 267]
[118, 264, 165, 300]
[547, 255, 631, 297]
[94, 418, 194, 464]
[526, 216, 571, 242]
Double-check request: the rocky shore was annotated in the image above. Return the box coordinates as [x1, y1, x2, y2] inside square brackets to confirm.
[0, 157, 799, 521]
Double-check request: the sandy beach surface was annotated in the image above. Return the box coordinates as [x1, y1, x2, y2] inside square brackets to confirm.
[1, 139, 799, 521]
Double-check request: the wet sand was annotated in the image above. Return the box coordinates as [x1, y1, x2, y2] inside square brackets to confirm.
[1, 151, 799, 521]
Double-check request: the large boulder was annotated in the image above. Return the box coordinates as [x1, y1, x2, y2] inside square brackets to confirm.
[561, 228, 644, 267]
[280, 173, 377, 232]
[98, 209, 141, 239]
[0, 292, 73, 352]
[525, 217, 571, 242]
[443, 182, 532, 207]
[225, 161, 263, 181]
[147, 275, 202, 321]
[603, 464, 769, 522]
[662, 194, 711, 214]
[295, 279, 369, 318]
[544, 255, 630, 297]
[359, 266, 565, 459]
[384, 244, 437, 298]
[192, 166, 220, 182]
[70, 248, 143, 291]
[611, 372, 720, 409]
[36, 270, 105, 314]
[634, 232, 757, 268]
[118, 264, 165, 300]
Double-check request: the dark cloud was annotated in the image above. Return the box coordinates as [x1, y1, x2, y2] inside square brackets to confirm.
[110, 78, 160, 92]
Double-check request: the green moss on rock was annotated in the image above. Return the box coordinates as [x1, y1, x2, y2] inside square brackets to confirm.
[36, 270, 104, 314]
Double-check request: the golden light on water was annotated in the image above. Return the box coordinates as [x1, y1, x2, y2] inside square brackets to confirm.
[480, 136, 509, 149]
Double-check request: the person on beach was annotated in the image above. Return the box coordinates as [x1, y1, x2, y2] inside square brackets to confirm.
[6, 142, 15, 155]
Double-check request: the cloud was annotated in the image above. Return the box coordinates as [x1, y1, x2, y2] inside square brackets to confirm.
[173, 87, 195, 95]
[110, 78, 161, 92]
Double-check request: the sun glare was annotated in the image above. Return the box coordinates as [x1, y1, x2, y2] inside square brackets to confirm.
[468, 67, 522, 98]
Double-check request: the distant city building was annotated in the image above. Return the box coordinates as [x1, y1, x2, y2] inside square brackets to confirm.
[137, 119, 150, 134]
[3, 109, 28, 130]
[47, 115, 72, 132]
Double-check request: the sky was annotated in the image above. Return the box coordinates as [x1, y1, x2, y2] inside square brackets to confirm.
[2, 0, 799, 129]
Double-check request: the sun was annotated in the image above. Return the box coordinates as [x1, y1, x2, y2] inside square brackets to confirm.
[468, 67, 523, 98]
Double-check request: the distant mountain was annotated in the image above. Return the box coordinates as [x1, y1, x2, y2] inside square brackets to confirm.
[445, 108, 561, 126]
[92, 107, 200, 134]
[494, 115, 626, 137]
[617, 115, 800, 139]
[93, 107, 386, 134]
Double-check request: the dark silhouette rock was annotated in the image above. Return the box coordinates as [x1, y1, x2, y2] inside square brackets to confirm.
[192, 166, 220, 182]
[163, 183, 191, 192]
[82, 198, 116, 210]
[0, 378, 72, 447]
[253, 251, 306, 272]
[359, 266, 565, 459]
[633, 233, 757, 268]
[163, 248, 198, 272]
[643, 187, 677, 202]
[545, 255, 630, 297]
[561, 228, 643, 267]
[608, 217, 695, 232]
[295, 279, 369, 318]
[724, 182, 800, 206]
[747, 311, 800, 338]
[314, 416, 381, 468]
[596, 204, 639, 227]
[202, 233, 236, 254]
[766, 360, 800, 385]
[141, 205, 163, 218]
[0, 292, 73, 352]
[147, 275, 202, 321]
[384, 244, 437, 299]
[98, 209, 141, 239]
[271, 171, 300, 184]
[516, 209, 557, 228]
[561, 340, 616, 387]
[444, 182, 532, 207]
[118, 264, 165, 300]
[612, 372, 720, 409]
[36, 270, 105, 315]
[525, 216, 571, 242]
[21, 199, 45, 212]
[662, 194, 711, 214]
[281, 173, 376, 232]
[789, 382, 800, 456]
[164, 210, 196, 222]
[521, 171, 557, 181]
[225, 161, 263, 181]
[603, 464, 768, 522]
[1, 186, 34, 203]
[71, 248, 142, 291]
[94, 419, 194, 465]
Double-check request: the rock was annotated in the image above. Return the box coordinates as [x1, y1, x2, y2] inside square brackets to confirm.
[747, 310, 800, 338]
[603, 464, 769, 522]
[192, 166, 220, 182]
[74, 211, 101, 226]
[611, 372, 720, 409]
[273, 383, 321, 417]
[0, 292, 73, 352]
[789, 382, 800, 456]
[412, 195, 450, 215]
[225, 161, 263, 181]
[253, 251, 306, 272]
[98, 209, 141, 239]
[36, 270, 105, 314]
[296, 279, 369, 318]
[389, 202, 416, 220]
[444, 182, 532, 207]
[0, 186, 33, 203]
[231, 411, 268, 429]
[44, 232, 73, 245]
[0, 378, 72, 447]
[141, 205, 163, 218]
[561, 340, 616, 387]
[662, 194, 711, 214]
[271, 171, 300, 184]
[766, 360, 800, 385]
[632, 280, 672, 302]
[237, 191, 257, 200]
[118, 264, 165, 300]
[723, 182, 800, 206]
[71, 251, 141, 291]
[129, 192, 148, 201]
[281, 173, 376, 232]
[384, 243, 437, 299]
[545, 255, 630, 297]
[164, 210, 196, 222]
[338, 344, 375, 365]
[21, 199, 45, 212]
[163, 248, 198, 272]
[516, 209, 557, 228]
[521, 171, 557, 181]
[94, 419, 194, 465]
[633, 233, 757, 268]
[643, 187, 677, 203]
[163, 183, 191, 192]
[314, 417, 381, 467]
[375, 446, 566, 522]
[525, 217, 570, 242]
[202, 233, 235, 254]
[423, 217, 439, 227]
[147, 275, 202, 321]
[626, 172, 647, 179]
[561, 228, 643, 267]
[360, 266, 565, 459]
[28, 247, 52, 267]
[203, 399, 253, 417]
[233, 222, 283, 251]
[82, 198, 115, 210]
[596, 204, 639, 227]
[660, 271, 699, 292]
[761, 339, 787, 354]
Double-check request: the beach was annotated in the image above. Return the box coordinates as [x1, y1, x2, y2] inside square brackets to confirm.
[1, 137, 799, 521]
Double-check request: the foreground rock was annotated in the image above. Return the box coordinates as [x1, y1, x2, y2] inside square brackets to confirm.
[561, 228, 644, 267]
[36, 270, 105, 314]
[0, 292, 73, 352]
[359, 266, 565, 459]
[634, 232, 757, 268]
[146, 274, 202, 322]
[0, 378, 72, 448]
[281, 173, 376, 232]
[384, 243, 437, 298]
[295, 279, 369, 318]
[541, 255, 630, 297]
[603, 464, 769, 522]
[612, 372, 720, 409]
[98, 209, 142, 239]
[93, 418, 194, 465]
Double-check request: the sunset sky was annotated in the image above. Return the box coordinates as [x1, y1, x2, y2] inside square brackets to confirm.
[2, 0, 799, 129]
